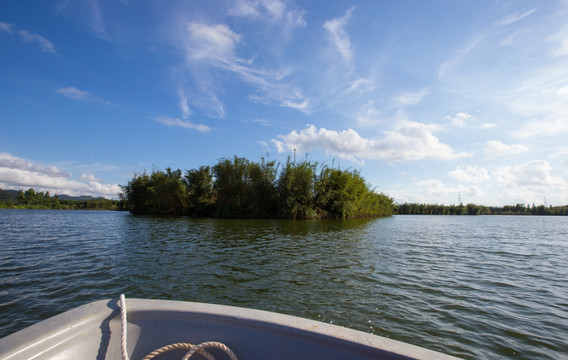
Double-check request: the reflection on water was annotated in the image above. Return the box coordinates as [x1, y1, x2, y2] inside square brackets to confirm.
[0, 210, 567, 359]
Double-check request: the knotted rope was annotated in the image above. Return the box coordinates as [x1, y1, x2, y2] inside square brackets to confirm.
[118, 294, 239, 360]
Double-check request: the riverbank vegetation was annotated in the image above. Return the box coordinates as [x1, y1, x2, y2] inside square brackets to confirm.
[396, 202, 568, 215]
[121, 156, 395, 219]
[0, 188, 124, 210]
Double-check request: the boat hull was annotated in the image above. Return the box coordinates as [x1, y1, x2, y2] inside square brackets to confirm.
[0, 298, 459, 359]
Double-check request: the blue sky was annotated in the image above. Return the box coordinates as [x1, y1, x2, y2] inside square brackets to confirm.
[1, 0, 568, 206]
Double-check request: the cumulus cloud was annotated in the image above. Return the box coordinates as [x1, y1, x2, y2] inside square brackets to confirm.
[79, 173, 101, 182]
[19, 29, 57, 54]
[484, 140, 528, 156]
[155, 116, 210, 132]
[445, 112, 474, 128]
[272, 123, 469, 162]
[449, 165, 491, 183]
[323, 7, 354, 63]
[495, 160, 564, 187]
[0, 153, 70, 178]
[0, 153, 121, 198]
[493, 160, 567, 203]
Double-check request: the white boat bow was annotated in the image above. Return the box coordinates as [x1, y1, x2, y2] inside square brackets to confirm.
[0, 297, 460, 360]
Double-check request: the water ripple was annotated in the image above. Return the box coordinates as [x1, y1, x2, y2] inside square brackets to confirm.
[1, 211, 567, 359]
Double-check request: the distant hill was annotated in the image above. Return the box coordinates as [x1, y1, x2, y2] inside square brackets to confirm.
[0, 189, 109, 202]
[57, 194, 108, 201]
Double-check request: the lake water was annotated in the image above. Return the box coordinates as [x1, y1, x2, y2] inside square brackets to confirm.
[0, 210, 567, 359]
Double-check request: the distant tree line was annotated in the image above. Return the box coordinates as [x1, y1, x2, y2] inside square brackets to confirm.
[120, 156, 395, 219]
[396, 202, 568, 216]
[0, 188, 124, 210]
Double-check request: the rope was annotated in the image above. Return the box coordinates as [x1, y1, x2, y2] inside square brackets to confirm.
[118, 294, 239, 360]
[119, 294, 130, 360]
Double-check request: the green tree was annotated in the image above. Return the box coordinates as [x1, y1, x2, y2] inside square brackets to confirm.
[213, 156, 251, 217]
[278, 157, 317, 219]
[184, 166, 215, 216]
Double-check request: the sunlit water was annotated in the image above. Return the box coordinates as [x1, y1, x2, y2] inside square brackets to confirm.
[0, 210, 567, 359]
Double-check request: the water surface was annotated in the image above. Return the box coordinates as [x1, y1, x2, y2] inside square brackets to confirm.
[0, 210, 567, 359]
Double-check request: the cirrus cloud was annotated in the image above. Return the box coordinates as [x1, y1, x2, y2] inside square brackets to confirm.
[19, 29, 57, 54]
[180, 21, 311, 114]
[323, 7, 355, 63]
[155, 116, 210, 132]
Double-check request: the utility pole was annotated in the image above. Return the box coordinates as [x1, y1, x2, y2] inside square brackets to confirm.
[458, 192, 462, 205]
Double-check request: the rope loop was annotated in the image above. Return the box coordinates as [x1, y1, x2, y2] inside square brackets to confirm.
[118, 294, 239, 360]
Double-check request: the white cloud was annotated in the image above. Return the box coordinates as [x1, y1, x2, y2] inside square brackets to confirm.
[346, 78, 374, 94]
[228, 0, 259, 17]
[250, 118, 273, 126]
[87, 0, 106, 39]
[281, 98, 310, 112]
[323, 7, 354, 63]
[356, 101, 382, 127]
[0, 152, 70, 178]
[547, 26, 568, 56]
[79, 173, 100, 182]
[557, 86, 568, 97]
[19, 29, 57, 54]
[272, 123, 469, 162]
[438, 35, 485, 81]
[449, 166, 491, 183]
[181, 22, 310, 113]
[495, 160, 564, 187]
[392, 89, 430, 106]
[228, 0, 306, 30]
[497, 8, 538, 27]
[484, 140, 528, 156]
[155, 116, 210, 132]
[494, 70, 568, 138]
[411, 179, 483, 204]
[0, 21, 12, 33]
[185, 22, 241, 62]
[56, 86, 112, 105]
[178, 87, 191, 119]
[57, 86, 90, 100]
[0, 153, 121, 198]
[493, 160, 567, 204]
[445, 112, 473, 128]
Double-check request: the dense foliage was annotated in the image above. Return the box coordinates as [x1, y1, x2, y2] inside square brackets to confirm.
[121, 156, 395, 219]
[0, 188, 123, 210]
[396, 202, 568, 216]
